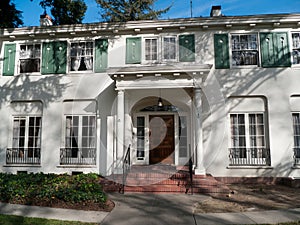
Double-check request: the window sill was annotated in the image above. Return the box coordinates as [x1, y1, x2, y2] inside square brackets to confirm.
[57, 165, 97, 168]
[227, 166, 273, 169]
[4, 164, 41, 167]
[292, 165, 300, 169]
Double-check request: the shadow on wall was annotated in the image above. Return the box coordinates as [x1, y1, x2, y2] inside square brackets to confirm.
[0, 74, 70, 110]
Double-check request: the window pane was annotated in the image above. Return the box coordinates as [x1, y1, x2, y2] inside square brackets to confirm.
[70, 42, 93, 71]
[231, 34, 258, 66]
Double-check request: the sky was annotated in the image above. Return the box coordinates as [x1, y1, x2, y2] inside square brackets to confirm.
[13, 0, 300, 27]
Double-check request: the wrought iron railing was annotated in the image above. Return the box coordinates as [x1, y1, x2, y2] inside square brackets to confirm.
[60, 148, 96, 165]
[188, 144, 193, 195]
[293, 148, 300, 165]
[121, 144, 131, 194]
[6, 148, 40, 164]
[229, 148, 271, 166]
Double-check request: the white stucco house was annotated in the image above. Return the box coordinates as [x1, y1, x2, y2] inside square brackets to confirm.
[1, 6, 300, 187]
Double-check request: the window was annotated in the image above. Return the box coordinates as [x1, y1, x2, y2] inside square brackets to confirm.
[62, 115, 96, 165]
[136, 117, 145, 159]
[8, 116, 41, 164]
[292, 32, 300, 65]
[179, 116, 188, 158]
[163, 36, 176, 60]
[292, 113, 300, 164]
[19, 44, 41, 73]
[70, 42, 93, 72]
[229, 113, 269, 165]
[231, 34, 258, 66]
[145, 38, 158, 61]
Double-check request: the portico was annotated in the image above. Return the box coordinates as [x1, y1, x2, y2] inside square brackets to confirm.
[108, 64, 212, 175]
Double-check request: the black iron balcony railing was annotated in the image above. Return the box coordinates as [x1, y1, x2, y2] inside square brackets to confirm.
[6, 148, 41, 164]
[229, 148, 271, 166]
[60, 148, 96, 165]
[293, 148, 300, 165]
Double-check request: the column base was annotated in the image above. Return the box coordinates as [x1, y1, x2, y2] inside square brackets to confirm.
[194, 168, 206, 175]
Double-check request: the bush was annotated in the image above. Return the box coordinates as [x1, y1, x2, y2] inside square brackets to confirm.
[0, 173, 106, 205]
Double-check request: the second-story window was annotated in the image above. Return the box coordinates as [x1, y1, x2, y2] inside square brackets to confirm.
[292, 32, 300, 65]
[19, 44, 41, 73]
[145, 38, 158, 61]
[163, 36, 176, 60]
[70, 42, 93, 72]
[231, 34, 258, 66]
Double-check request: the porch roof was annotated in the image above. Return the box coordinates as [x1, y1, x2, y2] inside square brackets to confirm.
[107, 64, 212, 80]
[108, 64, 212, 90]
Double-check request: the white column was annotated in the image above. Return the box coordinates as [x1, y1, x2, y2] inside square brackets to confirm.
[116, 89, 125, 173]
[194, 88, 205, 175]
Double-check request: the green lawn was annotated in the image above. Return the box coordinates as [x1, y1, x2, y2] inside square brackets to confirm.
[0, 214, 98, 225]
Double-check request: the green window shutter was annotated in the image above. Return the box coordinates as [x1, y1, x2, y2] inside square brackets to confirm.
[95, 39, 108, 72]
[54, 41, 67, 74]
[260, 33, 275, 67]
[42, 41, 67, 74]
[214, 34, 229, 69]
[179, 34, 195, 62]
[126, 37, 141, 64]
[260, 32, 291, 67]
[42, 42, 55, 74]
[274, 32, 291, 67]
[3, 44, 16, 76]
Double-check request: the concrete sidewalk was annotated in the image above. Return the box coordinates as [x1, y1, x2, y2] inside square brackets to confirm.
[101, 193, 300, 225]
[0, 202, 108, 223]
[0, 194, 300, 224]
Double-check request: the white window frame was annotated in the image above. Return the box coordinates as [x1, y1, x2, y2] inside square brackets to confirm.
[142, 37, 159, 63]
[162, 35, 178, 62]
[17, 43, 41, 75]
[69, 40, 94, 73]
[291, 32, 300, 65]
[11, 115, 42, 161]
[230, 33, 259, 68]
[63, 114, 97, 161]
[229, 112, 266, 163]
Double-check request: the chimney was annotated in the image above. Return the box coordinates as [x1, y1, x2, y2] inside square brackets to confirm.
[40, 11, 53, 26]
[210, 5, 222, 17]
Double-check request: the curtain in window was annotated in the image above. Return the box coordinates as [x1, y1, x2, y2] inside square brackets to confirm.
[84, 43, 93, 70]
[71, 44, 82, 71]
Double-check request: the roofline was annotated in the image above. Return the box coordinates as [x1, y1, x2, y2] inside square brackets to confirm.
[1, 13, 300, 39]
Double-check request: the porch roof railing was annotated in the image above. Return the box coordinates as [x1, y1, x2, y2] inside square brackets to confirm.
[229, 148, 271, 166]
[6, 148, 41, 165]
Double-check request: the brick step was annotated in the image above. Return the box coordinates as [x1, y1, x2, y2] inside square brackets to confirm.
[124, 184, 188, 193]
[125, 178, 188, 186]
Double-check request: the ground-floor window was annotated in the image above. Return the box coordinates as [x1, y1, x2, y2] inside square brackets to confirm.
[229, 113, 270, 166]
[61, 115, 96, 165]
[292, 113, 300, 164]
[7, 116, 41, 164]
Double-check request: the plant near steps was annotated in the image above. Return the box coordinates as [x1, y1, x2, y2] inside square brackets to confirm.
[0, 173, 106, 206]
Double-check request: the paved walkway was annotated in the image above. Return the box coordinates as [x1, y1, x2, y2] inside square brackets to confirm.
[1, 193, 300, 224]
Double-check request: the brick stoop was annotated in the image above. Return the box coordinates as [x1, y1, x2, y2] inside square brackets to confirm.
[101, 165, 231, 194]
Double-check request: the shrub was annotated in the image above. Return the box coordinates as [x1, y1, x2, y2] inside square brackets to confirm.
[0, 173, 106, 205]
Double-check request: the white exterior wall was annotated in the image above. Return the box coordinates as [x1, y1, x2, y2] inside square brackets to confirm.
[0, 14, 300, 178]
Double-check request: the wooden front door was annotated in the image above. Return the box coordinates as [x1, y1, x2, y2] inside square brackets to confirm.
[149, 115, 174, 165]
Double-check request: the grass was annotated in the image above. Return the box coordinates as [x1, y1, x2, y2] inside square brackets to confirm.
[0, 214, 98, 225]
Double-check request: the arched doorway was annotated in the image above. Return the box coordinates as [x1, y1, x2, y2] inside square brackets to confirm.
[131, 96, 190, 166]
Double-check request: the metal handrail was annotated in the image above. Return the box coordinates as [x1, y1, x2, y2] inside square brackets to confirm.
[121, 144, 131, 194]
[188, 144, 194, 195]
